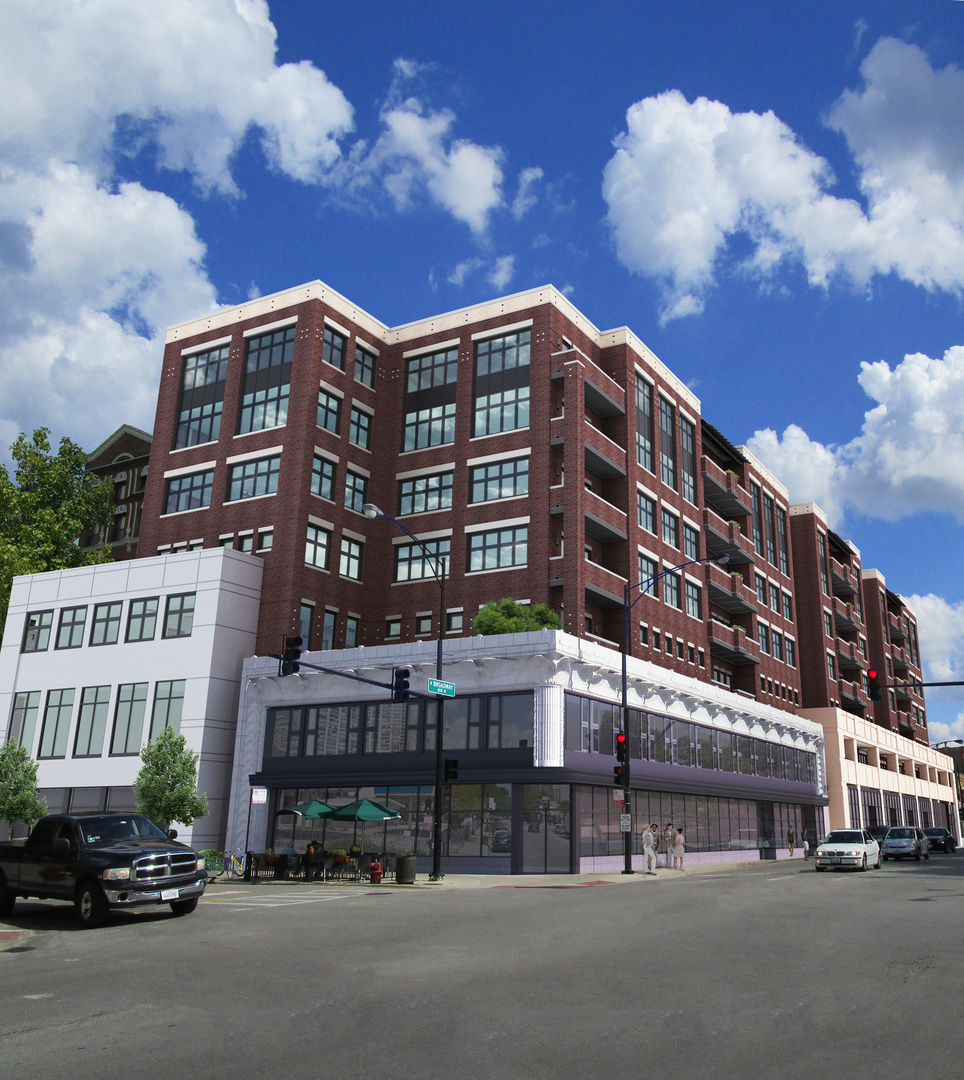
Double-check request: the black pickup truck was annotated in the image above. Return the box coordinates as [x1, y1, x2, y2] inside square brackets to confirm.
[0, 813, 207, 928]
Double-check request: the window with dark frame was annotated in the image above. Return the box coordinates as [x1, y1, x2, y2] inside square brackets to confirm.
[238, 325, 294, 434]
[661, 508, 679, 548]
[395, 537, 450, 582]
[165, 470, 213, 514]
[399, 471, 453, 515]
[345, 616, 359, 648]
[403, 347, 458, 451]
[636, 374, 654, 472]
[354, 344, 376, 387]
[90, 602, 122, 647]
[473, 330, 531, 437]
[55, 606, 87, 650]
[323, 325, 346, 370]
[683, 523, 699, 561]
[339, 537, 363, 580]
[110, 683, 148, 755]
[23, 610, 53, 652]
[126, 597, 158, 642]
[663, 571, 681, 609]
[637, 491, 656, 533]
[163, 593, 195, 638]
[467, 526, 528, 572]
[227, 455, 280, 501]
[349, 406, 371, 450]
[680, 415, 696, 503]
[306, 524, 331, 570]
[74, 685, 111, 757]
[175, 344, 229, 449]
[685, 580, 701, 619]
[317, 389, 341, 433]
[658, 396, 676, 489]
[39, 688, 74, 758]
[9, 691, 40, 749]
[150, 680, 186, 740]
[311, 454, 335, 500]
[321, 611, 336, 650]
[470, 457, 529, 503]
[299, 603, 313, 647]
[344, 470, 368, 513]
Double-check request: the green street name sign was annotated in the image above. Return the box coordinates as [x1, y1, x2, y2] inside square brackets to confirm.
[428, 678, 456, 697]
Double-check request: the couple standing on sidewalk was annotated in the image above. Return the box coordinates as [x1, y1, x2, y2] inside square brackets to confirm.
[642, 822, 684, 875]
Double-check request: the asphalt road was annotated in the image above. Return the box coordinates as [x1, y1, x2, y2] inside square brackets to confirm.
[1, 854, 961, 1080]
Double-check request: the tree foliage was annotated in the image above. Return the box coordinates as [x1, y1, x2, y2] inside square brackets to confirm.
[0, 427, 113, 626]
[472, 597, 563, 636]
[133, 727, 209, 833]
[0, 741, 47, 836]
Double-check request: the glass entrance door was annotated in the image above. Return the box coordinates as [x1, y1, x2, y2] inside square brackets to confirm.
[522, 784, 572, 873]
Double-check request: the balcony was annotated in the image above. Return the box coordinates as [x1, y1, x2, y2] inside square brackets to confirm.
[832, 595, 860, 634]
[550, 353, 626, 418]
[891, 651, 909, 675]
[707, 619, 761, 666]
[583, 489, 627, 542]
[830, 557, 858, 597]
[583, 560, 628, 610]
[704, 560, 758, 616]
[839, 679, 868, 710]
[888, 617, 906, 643]
[836, 641, 862, 672]
[702, 507, 754, 566]
[701, 456, 752, 519]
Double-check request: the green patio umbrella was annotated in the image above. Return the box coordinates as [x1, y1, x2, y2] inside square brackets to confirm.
[320, 798, 401, 821]
[275, 799, 334, 818]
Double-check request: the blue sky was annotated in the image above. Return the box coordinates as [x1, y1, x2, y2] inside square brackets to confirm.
[3, 0, 964, 739]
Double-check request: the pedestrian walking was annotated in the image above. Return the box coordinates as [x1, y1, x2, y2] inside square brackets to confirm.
[802, 831, 810, 860]
[673, 827, 685, 870]
[663, 823, 675, 868]
[787, 826, 795, 857]
[642, 823, 658, 875]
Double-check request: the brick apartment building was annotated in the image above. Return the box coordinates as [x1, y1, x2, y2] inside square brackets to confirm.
[79, 424, 152, 561]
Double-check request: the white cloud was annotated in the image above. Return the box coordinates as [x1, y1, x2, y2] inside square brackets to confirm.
[746, 345, 964, 526]
[902, 593, 964, 740]
[603, 38, 964, 322]
[447, 255, 515, 291]
[512, 167, 543, 219]
[488, 255, 515, 291]
[448, 258, 484, 286]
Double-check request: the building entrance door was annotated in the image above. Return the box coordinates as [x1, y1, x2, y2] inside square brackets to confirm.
[521, 784, 571, 873]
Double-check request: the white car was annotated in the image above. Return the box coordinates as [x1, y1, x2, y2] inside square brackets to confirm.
[813, 829, 881, 872]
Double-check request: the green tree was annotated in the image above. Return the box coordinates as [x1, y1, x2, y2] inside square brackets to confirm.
[133, 727, 209, 833]
[473, 597, 563, 635]
[0, 427, 113, 626]
[0, 741, 47, 837]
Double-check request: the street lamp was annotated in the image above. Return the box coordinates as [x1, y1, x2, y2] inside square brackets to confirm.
[363, 503, 448, 882]
[619, 552, 730, 874]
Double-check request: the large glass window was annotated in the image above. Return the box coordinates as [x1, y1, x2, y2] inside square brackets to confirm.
[163, 593, 195, 638]
[680, 415, 696, 503]
[150, 680, 185, 740]
[39, 688, 74, 758]
[311, 454, 335, 500]
[403, 347, 458, 450]
[55, 606, 87, 650]
[344, 470, 367, 513]
[467, 527, 527, 572]
[111, 683, 148, 755]
[89, 602, 122, 647]
[9, 691, 40, 750]
[661, 508, 679, 548]
[22, 610, 53, 652]
[395, 538, 450, 582]
[473, 330, 530, 437]
[126, 597, 158, 642]
[638, 553, 658, 594]
[776, 506, 789, 574]
[239, 325, 294, 434]
[339, 537, 363, 580]
[663, 571, 681, 609]
[175, 345, 229, 449]
[349, 406, 371, 450]
[637, 491, 656, 533]
[683, 523, 699, 561]
[399, 471, 453, 516]
[685, 580, 702, 620]
[658, 397, 676, 489]
[227, 455, 280, 501]
[323, 325, 346, 370]
[306, 524, 331, 570]
[165, 470, 213, 514]
[74, 685, 111, 757]
[354, 344, 376, 387]
[317, 389, 341, 433]
[763, 493, 777, 566]
[636, 375, 654, 472]
[470, 457, 528, 503]
[750, 481, 764, 556]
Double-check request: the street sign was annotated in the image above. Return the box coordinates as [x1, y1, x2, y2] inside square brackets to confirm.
[619, 814, 632, 833]
[250, 787, 268, 805]
[612, 790, 625, 808]
[428, 678, 455, 697]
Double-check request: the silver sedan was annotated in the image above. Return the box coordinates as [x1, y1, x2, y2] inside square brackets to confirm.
[813, 829, 881, 872]
[881, 826, 930, 861]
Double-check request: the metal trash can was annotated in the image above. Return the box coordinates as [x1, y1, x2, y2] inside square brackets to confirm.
[395, 853, 417, 884]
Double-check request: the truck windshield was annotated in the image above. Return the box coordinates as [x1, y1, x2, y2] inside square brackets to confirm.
[80, 815, 170, 845]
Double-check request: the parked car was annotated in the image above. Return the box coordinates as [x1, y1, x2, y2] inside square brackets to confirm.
[865, 825, 890, 847]
[881, 826, 930, 861]
[490, 830, 511, 853]
[813, 829, 881, 871]
[923, 827, 957, 853]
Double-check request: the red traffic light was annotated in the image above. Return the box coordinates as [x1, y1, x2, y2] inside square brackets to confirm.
[615, 730, 628, 763]
[866, 668, 882, 703]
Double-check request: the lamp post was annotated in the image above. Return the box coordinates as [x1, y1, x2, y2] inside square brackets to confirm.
[620, 553, 730, 874]
[363, 503, 448, 882]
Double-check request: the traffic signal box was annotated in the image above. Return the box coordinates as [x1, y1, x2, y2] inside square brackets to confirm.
[866, 669, 882, 703]
[392, 667, 411, 702]
[613, 730, 629, 788]
[281, 635, 303, 675]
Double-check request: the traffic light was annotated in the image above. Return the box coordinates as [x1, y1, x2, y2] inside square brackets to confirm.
[613, 730, 629, 787]
[392, 667, 411, 702]
[444, 757, 459, 782]
[281, 635, 303, 675]
[867, 668, 882, 703]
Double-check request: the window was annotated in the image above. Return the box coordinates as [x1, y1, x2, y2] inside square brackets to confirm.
[311, 454, 335, 500]
[758, 623, 770, 653]
[658, 397, 676, 488]
[323, 325, 346, 370]
[89, 602, 122, 647]
[150, 680, 185, 739]
[636, 375, 654, 472]
[9, 691, 40, 750]
[827, 653, 836, 681]
[467, 527, 528, 572]
[471, 457, 529, 503]
[339, 537, 363, 580]
[111, 683, 148, 755]
[769, 582, 780, 613]
[22, 610, 53, 652]
[824, 611, 834, 638]
[755, 574, 767, 605]
[683, 524, 699, 560]
[39, 688, 74, 758]
[306, 524, 331, 570]
[473, 330, 530, 437]
[399, 471, 453, 515]
[782, 593, 793, 621]
[163, 593, 195, 638]
[785, 639, 796, 667]
[126, 598, 158, 642]
[416, 614, 433, 635]
[227, 455, 280, 501]
[56, 606, 87, 650]
[165, 470, 213, 514]
[685, 581, 701, 619]
[638, 553, 658, 595]
[750, 481, 764, 556]
[344, 470, 367, 513]
[386, 618, 401, 637]
[299, 603, 313, 648]
[354, 344, 376, 387]
[772, 630, 783, 662]
[258, 529, 273, 551]
[447, 611, 463, 632]
[238, 533, 253, 553]
[349, 406, 371, 450]
[763, 493, 777, 566]
[639, 625, 649, 646]
[661, 508, 679, 548]
[317, 389, 341, 433]
[238, 325, 294, 433]
[817, 531, 829, 594]
[663, 571, 681, 609]
[403, 347, 458, 450]
[680, 416, 696, 503]
[321, 611, 336, 650]
[395, 538, 450, 582]
[637, 491, 656, 532]
[776, 506, 789, 574]
[345, 616, 359, 648]
[175, 345, 229, 449]
[74, 685, 111, 757]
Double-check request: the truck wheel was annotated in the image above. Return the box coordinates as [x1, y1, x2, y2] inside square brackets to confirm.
[0, 872, 15, 917]
[76, 881, 108, 929]
[170, 897, 198, 917]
